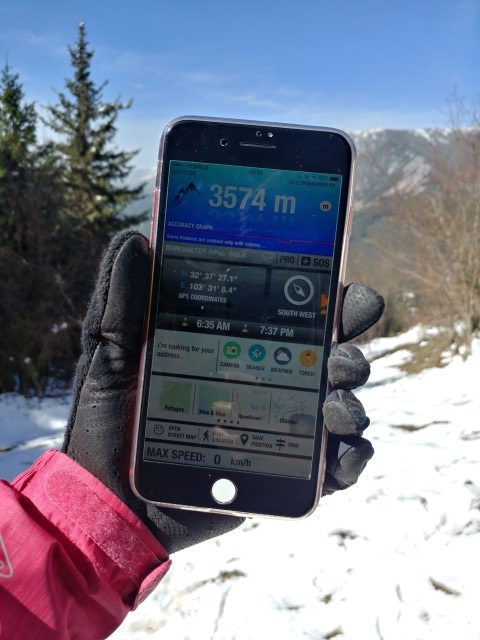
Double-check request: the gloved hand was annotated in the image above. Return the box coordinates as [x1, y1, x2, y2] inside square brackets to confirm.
[322, 283, 384, 494]
[63, 231, 384, 552]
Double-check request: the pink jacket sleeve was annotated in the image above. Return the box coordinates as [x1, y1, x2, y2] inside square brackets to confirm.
[0, 450, 171, 639]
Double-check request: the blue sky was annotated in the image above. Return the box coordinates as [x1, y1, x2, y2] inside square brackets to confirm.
[1, 0, 479, 177]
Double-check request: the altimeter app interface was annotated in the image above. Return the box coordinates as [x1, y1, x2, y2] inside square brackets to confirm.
[144, 160, 342, 479]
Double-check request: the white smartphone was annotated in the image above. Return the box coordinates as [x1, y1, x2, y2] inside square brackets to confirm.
[131, 117, 355, 518]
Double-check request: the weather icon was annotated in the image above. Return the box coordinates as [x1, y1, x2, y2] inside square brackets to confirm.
[274, 347, 292, 365]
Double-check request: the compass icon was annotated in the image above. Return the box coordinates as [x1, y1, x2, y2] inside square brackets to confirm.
[284, 275, 314, 305]
[248, 344, 266, 362]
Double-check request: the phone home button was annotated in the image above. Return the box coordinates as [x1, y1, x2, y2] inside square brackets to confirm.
[211, 478, 237, 505]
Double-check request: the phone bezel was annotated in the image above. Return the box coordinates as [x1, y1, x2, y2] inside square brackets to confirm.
[130, 116, 356, 519]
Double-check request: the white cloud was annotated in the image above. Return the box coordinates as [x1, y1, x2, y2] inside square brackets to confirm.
[3, 27, 67, 58]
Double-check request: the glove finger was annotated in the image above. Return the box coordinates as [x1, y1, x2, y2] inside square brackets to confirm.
[327, 343, 370, 390]
[339, 283, 385, 343]
[64, 231, 149, 451]
[323, 389, 370, 436]
[322, 434, 374, 495]
[94, 231, 150, 355]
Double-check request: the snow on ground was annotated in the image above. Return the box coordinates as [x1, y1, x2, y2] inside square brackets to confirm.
[1, 329, 479, 639]
[0, 394, 68, 479]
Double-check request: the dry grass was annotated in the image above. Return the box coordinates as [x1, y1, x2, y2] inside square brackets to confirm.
[398, 332, 454, 375]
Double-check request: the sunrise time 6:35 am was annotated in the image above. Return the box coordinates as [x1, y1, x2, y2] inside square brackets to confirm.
[208, 184, 297, 215]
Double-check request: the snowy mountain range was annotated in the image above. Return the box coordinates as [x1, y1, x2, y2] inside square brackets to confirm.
[349, 128, 452, 249]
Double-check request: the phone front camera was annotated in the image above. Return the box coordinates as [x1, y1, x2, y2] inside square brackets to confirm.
[220, 138, 228, 147]
[256, 130, 262, 137]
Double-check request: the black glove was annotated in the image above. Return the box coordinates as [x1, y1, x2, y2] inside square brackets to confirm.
[63, 231, 384, 552]
[322, 283, 384, 495]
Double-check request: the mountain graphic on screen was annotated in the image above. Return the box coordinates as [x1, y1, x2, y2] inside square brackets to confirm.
[173, 182, 199, 205]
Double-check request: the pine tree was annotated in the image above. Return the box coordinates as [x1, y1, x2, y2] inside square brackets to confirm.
[41, 22, 148, 391]
[0, 62, 36, 154]
[45, 22, 146, 234]
[0, 64, 68, 394]
[0, 63, 63, 257]
[0, 63, 38, 249]
[0, 25, 148, 395]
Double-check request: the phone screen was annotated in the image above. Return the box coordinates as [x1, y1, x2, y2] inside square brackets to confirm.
[142, 159, 343, 481]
